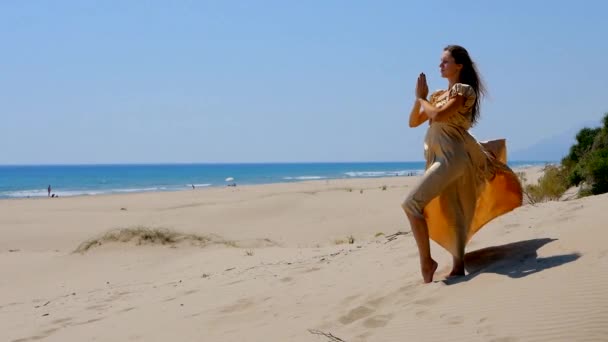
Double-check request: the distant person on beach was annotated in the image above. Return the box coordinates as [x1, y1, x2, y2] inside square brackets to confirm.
[402, 45, 523, 283]
[47, 185, 51, 197]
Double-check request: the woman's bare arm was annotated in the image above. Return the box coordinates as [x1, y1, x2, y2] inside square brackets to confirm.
[419, 95, 465, 122]
[409, 99, 429, 127]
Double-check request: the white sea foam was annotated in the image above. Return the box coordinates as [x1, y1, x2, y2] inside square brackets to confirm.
[113, 187, 169, 193]
[2, 189, 50, 198]
[1, 186, 183, 198]
[190, 184, 212, 187]
[344, 170, 422, 178]
[283, 176, 326, 180]
[2, 189, 107, 198]
[510, 163, 551, 169]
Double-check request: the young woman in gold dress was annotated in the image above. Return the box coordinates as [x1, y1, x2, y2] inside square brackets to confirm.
[402, 45, 523, 283]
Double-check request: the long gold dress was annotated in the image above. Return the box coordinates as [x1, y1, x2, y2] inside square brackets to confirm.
[403, 83, 523, 258]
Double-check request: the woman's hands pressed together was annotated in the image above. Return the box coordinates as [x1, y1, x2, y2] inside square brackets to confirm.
[415, 72, 429, 100]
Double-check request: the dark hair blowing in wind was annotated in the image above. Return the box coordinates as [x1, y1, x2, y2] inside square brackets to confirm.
[444, 45, 486, 125]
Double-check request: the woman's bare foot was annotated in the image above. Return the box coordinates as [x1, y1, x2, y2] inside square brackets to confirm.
[448, 256, 465, 277]
[421, 259, 438, 283]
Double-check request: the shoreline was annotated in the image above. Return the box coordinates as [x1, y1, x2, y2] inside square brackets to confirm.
[0, 165, 546, 201]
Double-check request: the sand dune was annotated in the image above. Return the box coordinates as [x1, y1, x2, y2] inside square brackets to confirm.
[1, 168, 607, 341]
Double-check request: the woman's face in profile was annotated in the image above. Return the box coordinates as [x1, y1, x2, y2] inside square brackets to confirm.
[439, 50, 462, 79]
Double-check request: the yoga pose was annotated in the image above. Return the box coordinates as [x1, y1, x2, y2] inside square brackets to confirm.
[402, 45, 523, 283]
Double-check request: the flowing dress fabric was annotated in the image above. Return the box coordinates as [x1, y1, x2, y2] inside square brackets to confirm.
[403, 83, 523, 258]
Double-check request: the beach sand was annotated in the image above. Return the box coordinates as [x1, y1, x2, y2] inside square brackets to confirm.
[1, 166, 607, 341]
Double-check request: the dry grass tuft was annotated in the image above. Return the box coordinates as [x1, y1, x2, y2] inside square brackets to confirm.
[520, 165, 568, 204]
[74, 226, 239, 253]
[334, 234, 355, 245]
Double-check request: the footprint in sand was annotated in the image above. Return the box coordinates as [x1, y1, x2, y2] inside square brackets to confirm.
[413, 296, 440, 306]
[12, 328, 60, 342]
[301, 267, 321, 273]
[85, 304, 108, 311]
[415, 309, 428, 317]
[362, 314, 394, 328]
[406, 296, 441, 315]
[340, 294, 361, 305]
[367, 297, 385, 307]
[106, 291, 130, 302]
[12, 314, 108, 342]
[224, 279, 245, 286]
[338, 294, 390, 326]
[73, 317, 105, 326]
[476, 318, 495, 336]
[338, 306, 375, 325]
[51, 317, 72, 325]
[440, 313, 464, 325]
[219, 298, 255, 314]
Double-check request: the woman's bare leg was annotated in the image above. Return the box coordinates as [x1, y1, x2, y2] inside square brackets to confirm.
[449, 231, 466, 277]
[401, 160, 466, 283]
[404, 211, 438, 283]
[449, 255, 465, 277]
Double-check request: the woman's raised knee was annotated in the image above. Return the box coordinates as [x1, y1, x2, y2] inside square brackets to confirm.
[402, 196, 423, 219]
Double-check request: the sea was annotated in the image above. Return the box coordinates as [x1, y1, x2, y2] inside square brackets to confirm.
[0, 161, 549, 199]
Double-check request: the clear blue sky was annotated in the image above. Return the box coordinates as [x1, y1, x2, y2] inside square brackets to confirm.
[1, 1, 607, 164]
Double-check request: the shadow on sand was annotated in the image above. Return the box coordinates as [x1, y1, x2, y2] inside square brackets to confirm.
[442, 238, 580, 285]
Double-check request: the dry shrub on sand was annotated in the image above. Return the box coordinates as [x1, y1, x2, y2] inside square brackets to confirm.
[74, 226, 237, 253]
[522, 165, 568, 204]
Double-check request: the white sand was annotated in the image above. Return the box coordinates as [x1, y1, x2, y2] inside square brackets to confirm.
[1, 167, 607, 341]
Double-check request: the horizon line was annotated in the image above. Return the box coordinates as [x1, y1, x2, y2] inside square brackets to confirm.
[0, 160, 557, 167]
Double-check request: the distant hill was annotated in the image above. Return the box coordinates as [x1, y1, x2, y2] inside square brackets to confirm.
[511, 121, 598, 162]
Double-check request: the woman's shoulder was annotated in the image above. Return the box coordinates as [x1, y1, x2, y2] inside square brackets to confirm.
[429, 89, 446, 104]
[449, 83, 477, 113]
[449, 83, 476, 99]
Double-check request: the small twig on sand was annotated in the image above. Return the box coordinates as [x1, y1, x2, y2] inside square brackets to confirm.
[385, 231, 410, 243]
[308, 329, 347, 342]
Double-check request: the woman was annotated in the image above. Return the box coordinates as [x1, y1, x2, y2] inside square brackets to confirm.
[402, 45, 523, 283]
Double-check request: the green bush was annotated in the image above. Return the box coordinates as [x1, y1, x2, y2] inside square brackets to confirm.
[524, 165, 568, 203]
[526, 112, 608, 200]
[562, 127, 601, 171]
[559, 113, 608, 197]
[586, 148, 608, 195]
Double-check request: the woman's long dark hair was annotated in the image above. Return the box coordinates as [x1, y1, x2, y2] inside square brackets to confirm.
[444, 45, 486, 125]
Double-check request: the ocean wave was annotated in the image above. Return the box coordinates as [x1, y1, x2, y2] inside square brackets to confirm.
[1, 189, 49, 198]
[1, 189, 108, 198]
[0, 186, 186, 198]
[190, 183, 212, 187]
[509, 162, 551, 169]
[282, 176, 326, 180]
[113, 187, 169, 193]
[344, 170, 422, 177]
